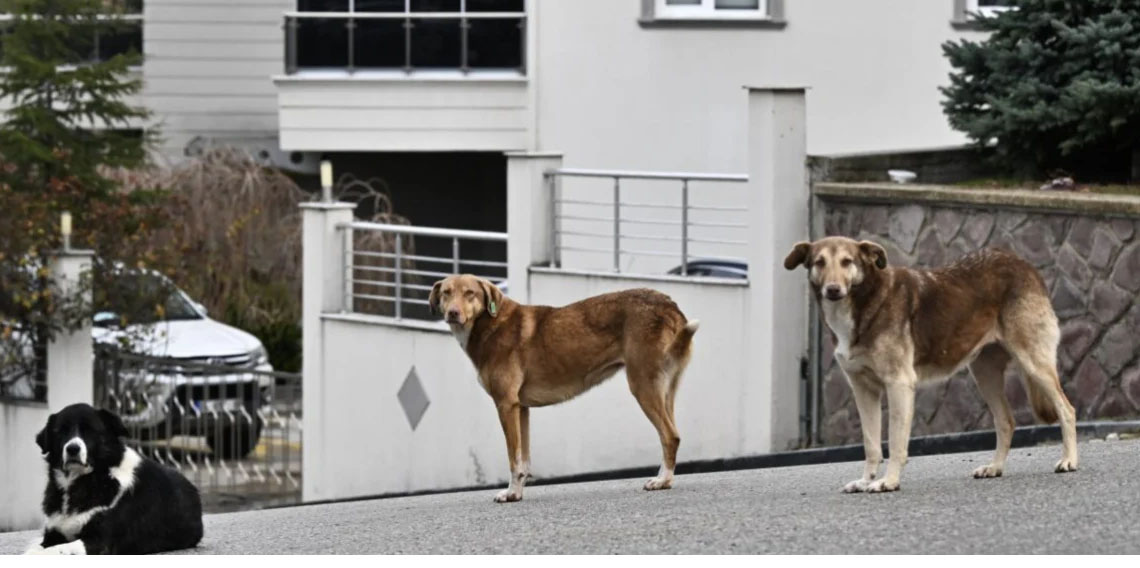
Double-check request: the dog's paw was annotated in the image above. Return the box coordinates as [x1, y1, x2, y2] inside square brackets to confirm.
[494, 489, 522, 503]
[972, 464, 1003, 479]
[865, 478, 900, 493]
[842, 478, 872, 493]
[1054, 458, 1078, 473]
[643, 476, 673, 491]
[24, 543, 46, 555]
[30, 541, 86, 555]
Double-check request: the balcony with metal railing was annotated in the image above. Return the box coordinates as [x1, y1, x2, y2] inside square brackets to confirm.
[274, 1, 531, 152]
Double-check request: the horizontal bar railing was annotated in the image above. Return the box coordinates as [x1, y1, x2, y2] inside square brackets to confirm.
[338, 221, 507, 320]
[545, 168, 749, 276]
[283, 11, 526, 75]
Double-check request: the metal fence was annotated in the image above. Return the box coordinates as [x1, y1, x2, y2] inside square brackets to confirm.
[284, 8, 527, 75]
[94, 347, 302, 512]
[544, 168, 750, 276]
[339, 221, 508, 320]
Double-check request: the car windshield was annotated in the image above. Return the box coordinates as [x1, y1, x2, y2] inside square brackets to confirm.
[97, 273, 202, 326]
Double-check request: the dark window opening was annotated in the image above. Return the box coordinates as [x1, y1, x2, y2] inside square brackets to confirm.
[288, 1, 525, 74]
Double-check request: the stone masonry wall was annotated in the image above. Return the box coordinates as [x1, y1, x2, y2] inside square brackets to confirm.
[818, 198, 1140, 445]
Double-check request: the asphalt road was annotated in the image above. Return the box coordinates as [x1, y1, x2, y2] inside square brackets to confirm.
[4, 438, 1139, 554]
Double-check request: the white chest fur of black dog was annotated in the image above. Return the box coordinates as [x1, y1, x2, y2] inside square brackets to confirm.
[25, 403, 203, 555]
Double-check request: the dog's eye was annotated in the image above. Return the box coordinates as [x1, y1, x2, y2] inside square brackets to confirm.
[813, 258, 825, 267]
[465, 290, 475, 299]
[840, 258, 853, 267]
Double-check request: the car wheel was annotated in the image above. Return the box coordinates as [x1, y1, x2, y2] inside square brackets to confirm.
[206, 416, 263, 459]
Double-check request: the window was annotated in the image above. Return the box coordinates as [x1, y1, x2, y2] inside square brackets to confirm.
[953, 0, 1013, 28]
[970, 0, 1013, 17]
[0, 0, 143, 66]
[641, 0, 783, 28]
[656, 0, 767, 20]
[288, 0, 526, 74]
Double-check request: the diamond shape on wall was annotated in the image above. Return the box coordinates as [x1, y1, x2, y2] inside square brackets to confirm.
[398, 366, 430, 430]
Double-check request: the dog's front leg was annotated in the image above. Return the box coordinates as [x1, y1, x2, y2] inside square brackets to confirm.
[26, 540, 87, 555]
[843, 372, 883, 493]
[494, 399, 526, 503]
[867, 374, 916, 493]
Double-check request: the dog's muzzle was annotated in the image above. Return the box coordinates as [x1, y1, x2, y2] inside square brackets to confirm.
[824, 285, 846, 301]
[63, 438, 88, 469]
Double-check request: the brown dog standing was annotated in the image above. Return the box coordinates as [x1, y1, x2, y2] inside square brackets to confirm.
[430, 275, 699, 502]
[785, 237, 1077, 493]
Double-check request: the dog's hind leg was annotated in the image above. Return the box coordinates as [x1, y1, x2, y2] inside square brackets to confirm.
[1003, 298, 1078, 473]
[968, 344, 1014, 479]
[519, 406, 531, 481]
[628, 365, 680, 491]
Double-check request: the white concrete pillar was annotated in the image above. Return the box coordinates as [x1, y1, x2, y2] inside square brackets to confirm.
[506, 151, 563, 303]
[300, 201, 355, 501]
[47, 250, 94, 411]
[744, 87, 810, 452]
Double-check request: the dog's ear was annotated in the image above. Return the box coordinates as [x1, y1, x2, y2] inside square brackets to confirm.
[35, 413, 55, 455]
[428, 280, 444, 316]
[479, 278, 504, 318]
[859, 240, 888, 270]
[783, 241, 812, 270]
[98, 409, 128, 439]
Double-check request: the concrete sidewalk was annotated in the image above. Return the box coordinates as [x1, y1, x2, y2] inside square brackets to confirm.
[3, 438, 1138, 554]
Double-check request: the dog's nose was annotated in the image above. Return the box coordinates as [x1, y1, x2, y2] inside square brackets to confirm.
[824, 285, 844, 300]
[446, 308, 460, 321]
[65, 444, 80, 457]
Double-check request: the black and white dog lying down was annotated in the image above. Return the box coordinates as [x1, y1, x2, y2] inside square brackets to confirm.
[25, 403, 204, 555]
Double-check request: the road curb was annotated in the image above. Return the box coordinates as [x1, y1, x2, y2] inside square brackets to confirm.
[282, 420, 1140, 510]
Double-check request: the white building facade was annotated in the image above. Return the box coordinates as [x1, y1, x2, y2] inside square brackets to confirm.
[20, 0, 999, 170]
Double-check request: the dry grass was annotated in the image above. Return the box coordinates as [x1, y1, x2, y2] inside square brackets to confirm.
[107, 147, 413, 370]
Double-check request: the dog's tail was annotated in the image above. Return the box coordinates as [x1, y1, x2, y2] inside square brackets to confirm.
[1023, 376, 1059, 424]
[668, 319, 700, 362]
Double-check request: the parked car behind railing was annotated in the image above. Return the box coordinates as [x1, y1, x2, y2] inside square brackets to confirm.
[1, 269, 274, 458]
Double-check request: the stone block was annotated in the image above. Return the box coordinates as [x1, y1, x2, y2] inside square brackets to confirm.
[1095, 389, 1133, 419]
[1055, 244, 1093, 291]
[1093, 320, 1135, 378]
[996, 211, 1028, 233]
[1050, 277, 1086, 319]
[1110, 218, 1134, 241]
[1067, 218, 1096, 257]
[1111, 242, 1140, 293]
[1089, 282, 1132, 324]
[1011, 221, 1056, 267]
[961, 213, 995, 247]
[859, 206, 889, 236]
[1087, 228, 1122, 272]
[823, 367, 851, 414]
[914, 228, 945, 267]
[932, 209, 964, 245]
[888, 205, 926, 253]
[1073, 358, 1109, 417]
[1060, 318, 1099, 363]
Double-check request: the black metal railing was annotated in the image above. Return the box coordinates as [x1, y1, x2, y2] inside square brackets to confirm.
[284, 11, 526, 75]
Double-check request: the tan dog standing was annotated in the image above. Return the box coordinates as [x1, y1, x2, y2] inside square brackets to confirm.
[785, 237, 1077, 493]
[430, 275, 699, 503]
